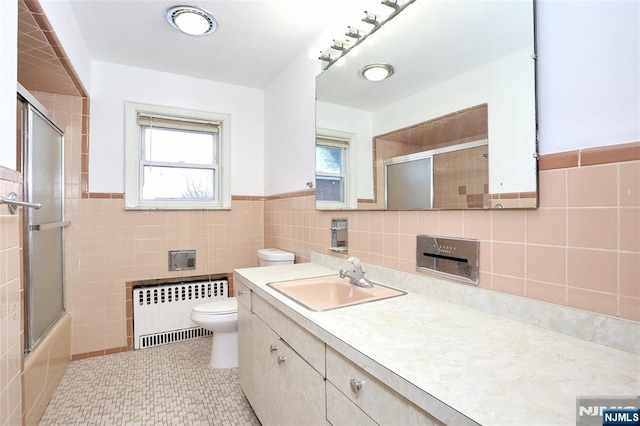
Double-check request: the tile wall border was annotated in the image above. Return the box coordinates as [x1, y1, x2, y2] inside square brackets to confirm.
[539, 141, 639, 171]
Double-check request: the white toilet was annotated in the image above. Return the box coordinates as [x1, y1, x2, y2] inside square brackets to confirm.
[191, 248, 294, 369]
[191, 297, 238, 369]
[257, 248, 295, 266]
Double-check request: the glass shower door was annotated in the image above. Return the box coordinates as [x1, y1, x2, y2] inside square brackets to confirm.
[24, 103, 65, 352]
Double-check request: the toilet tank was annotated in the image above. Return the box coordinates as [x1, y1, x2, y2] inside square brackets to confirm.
[257, 248, 295, 266]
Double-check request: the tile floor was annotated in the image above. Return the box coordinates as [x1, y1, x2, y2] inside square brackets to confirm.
[39, 337, 261, 425]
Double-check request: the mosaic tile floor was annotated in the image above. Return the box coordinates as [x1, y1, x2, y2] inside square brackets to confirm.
[39, 337, 261, 426]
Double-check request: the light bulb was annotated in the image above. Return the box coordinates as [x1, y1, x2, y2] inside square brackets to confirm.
[174, 11, 210, 35]
[167, 6, 217, 36]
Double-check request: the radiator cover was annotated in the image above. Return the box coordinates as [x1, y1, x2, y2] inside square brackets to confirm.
[133, 280, 228, 349]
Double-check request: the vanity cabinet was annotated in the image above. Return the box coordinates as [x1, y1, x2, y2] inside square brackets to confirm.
[326, 347, 443, 426]
[326, 382, 377, 426]
[236, 274, 442, 426]
[236, 280, 254, 403]
[252, 313, 325, 425]
[251, 292, 325, 374]
[238, 288, 326, 425]
[235, 279, 251, 309]
[237, 303, 254, 403]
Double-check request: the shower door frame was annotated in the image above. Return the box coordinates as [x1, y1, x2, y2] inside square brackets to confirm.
[18, 89, 67, 355]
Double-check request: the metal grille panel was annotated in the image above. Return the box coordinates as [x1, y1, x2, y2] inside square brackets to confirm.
[133, 280, 228, 349]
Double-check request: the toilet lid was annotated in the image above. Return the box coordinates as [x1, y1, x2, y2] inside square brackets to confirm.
[192, 297, 237, 315]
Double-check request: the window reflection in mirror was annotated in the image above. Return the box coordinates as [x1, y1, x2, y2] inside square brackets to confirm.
[315, 138, 347, 205]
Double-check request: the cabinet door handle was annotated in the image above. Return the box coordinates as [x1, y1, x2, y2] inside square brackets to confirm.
[270, 344, 279, 353]
[350, 378, 366, 395]
[238, 290, 247, 295]
[277, 355, 287, 364]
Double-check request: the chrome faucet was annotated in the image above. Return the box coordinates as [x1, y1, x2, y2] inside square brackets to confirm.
[339, 256, 374, 288]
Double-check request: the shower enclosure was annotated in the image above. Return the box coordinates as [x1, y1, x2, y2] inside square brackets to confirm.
[18, 91, 66, 354]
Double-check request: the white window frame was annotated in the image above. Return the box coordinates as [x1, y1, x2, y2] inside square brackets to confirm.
[315, 128, 357, 209]
[125, 102, 231, 210]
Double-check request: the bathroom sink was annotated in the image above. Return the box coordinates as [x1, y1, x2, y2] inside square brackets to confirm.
[267, 275, 406, 312]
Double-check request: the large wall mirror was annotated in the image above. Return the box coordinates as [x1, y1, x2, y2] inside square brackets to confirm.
[315, 0, 537, 210]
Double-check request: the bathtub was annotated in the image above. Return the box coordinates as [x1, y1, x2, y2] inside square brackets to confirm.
[23, 313, 71, 426]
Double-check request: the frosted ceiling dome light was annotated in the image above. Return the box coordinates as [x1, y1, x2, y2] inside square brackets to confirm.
[167, 6, 217, 36]
[360, 63, 395, 81]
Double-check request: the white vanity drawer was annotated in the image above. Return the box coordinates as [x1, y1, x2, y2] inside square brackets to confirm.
[252, 293, 325, 375]
[234, 278, 251, 310]
[326, 382, 377, 426]
[326, 347, 442, 426]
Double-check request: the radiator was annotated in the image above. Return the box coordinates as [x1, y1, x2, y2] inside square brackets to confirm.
[132, 280, 228, 349]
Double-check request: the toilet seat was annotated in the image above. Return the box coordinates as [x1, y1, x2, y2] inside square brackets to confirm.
[192, 297, 237, 315]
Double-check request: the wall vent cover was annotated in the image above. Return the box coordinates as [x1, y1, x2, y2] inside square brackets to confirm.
[416, 235, 479, 285]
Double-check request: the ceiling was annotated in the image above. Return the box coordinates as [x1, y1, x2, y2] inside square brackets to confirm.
[20, 0, 534, 100]
[316, 0, 535, 111]
[18, 0, 83, 96]
[67, 0, 382, 89]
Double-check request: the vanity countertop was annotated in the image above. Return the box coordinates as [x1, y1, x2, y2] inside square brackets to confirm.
[234, 262, 640, 425]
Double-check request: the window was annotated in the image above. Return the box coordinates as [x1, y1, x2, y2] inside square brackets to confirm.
[125, 103, 230, 209]
[316, 136, 350, 208]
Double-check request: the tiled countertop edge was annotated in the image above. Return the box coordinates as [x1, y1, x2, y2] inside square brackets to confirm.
[311, 252, 640, 355]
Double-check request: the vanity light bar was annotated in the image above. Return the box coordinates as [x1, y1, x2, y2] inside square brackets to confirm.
[318, 0, 417, 68]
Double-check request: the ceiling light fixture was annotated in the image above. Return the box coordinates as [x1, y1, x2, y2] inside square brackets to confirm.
[167, 5, 217, 36]
[360, 63, 395, 81]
